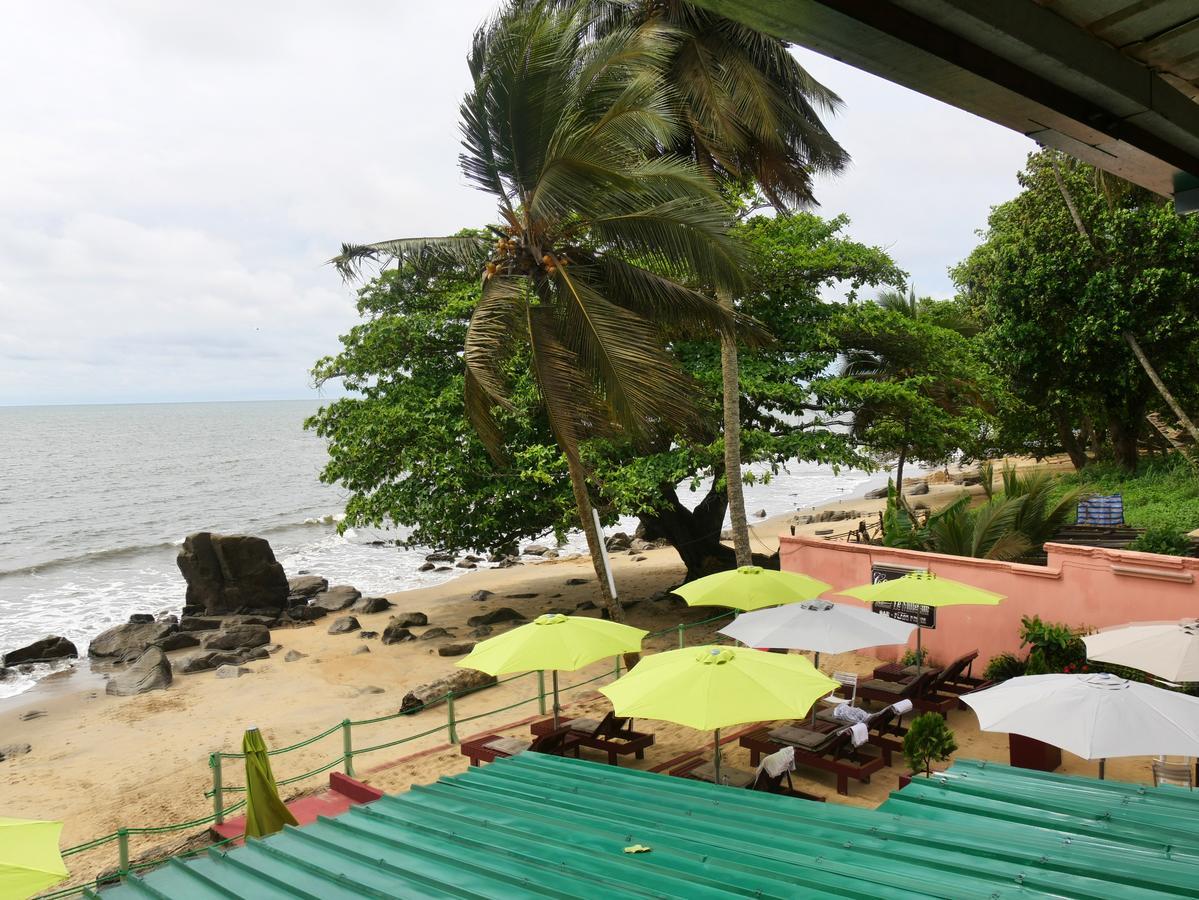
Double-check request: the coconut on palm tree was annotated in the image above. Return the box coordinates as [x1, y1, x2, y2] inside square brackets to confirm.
[335, 2, 752, 621]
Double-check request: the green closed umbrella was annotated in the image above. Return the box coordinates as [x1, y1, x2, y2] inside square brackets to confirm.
[242, 728, 298, 839]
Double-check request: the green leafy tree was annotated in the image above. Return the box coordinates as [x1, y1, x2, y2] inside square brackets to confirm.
[820, 301, 995, 493]
[902, 712, 957, 777]
[310, 212, 901, 579]
[332, 3, 748, 621]
[953, 150, 1199, 470]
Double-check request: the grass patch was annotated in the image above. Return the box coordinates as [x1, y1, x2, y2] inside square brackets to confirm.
[1058, 454, 1199, 555]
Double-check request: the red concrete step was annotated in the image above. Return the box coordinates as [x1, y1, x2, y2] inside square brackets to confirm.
[210, 773, 383, 843]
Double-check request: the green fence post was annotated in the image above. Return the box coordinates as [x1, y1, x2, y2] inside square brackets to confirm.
[613, 655, 621, 680]
[446, 692, 458, 744]
[677, 623, 685, 649]
[209, 753, 225, 825]
[341, 719, 355, 778]
[537, 671, 547, 716]
[117, 828, 129, 880]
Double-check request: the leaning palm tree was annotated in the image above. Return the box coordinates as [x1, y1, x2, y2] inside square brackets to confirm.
[541, 0, 849, 566]
[335, 2, 747, 622]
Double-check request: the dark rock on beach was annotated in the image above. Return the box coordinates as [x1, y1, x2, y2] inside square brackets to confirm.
[0, 743, 32, 762]
[3, 635, 79, 666]
[179, 617, 221, 632]
[391, 612, 428, 628]
[351, 596, 391, 614]
[89, 622, 177, 659]
[310, 586, 361, 612]
[286, 575, 328, 601]
[127, 613, 155, 624]
[359, 631, 379, 640]
[565, 578, 589, 586]
[438, 642, 475, 657]
[327, 616, 360, 635]
[106, 647, 172, 696]
[284, 650, 307, 663]
[177, 532, 289, 615]
[469, 625, 493, 638]
[467, 607, 526, 628]
[425, 552, 455, 563]
[287, 604, 327, 622]
[468, 590, 494, 603]
[201, 624, 270, 652]
[154, 632, 200, 652]
[417, 562, 436, 572]
[381, 624, 416, 645]
[419, 627, 454, 641]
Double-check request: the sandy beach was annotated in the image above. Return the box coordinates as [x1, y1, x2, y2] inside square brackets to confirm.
[3, 458, 1149, 886]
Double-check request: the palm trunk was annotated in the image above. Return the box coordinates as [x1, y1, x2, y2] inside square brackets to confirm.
[564, 451, 623, 623]
[1124, 332, 1199, 450]
[719, 291, 752, 568]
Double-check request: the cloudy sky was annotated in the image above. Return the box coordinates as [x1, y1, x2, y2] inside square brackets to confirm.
[0, 2, 1034, 407]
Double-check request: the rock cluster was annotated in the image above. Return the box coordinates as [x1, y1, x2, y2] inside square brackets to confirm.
[106, 647, 172, 696]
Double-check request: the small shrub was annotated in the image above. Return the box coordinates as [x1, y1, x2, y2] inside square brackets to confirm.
[1130, 526, 1193, 557]
[983, 652, 1026, 682]
[902, 712, 958, 776]
[900, 648, 930, 667]
[1019, 615, 1086, 674]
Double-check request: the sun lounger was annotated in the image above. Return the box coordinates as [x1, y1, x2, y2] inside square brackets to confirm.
[815, 703, 909, 756]
[460, 727, 582, 767]
[857, 669, 938, 707]
[739, 725, 887, 796]
[670, 756, 756, 787]
[530, 713, 654, 766]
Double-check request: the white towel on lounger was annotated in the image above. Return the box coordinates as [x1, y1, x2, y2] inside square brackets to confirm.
[890, 699, 914, 715]
[832, 702, 870, 724]
[849, 722, 869, 748]
[758, 745, 796, 778]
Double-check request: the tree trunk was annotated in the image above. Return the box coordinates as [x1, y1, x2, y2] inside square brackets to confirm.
[1124, 332, 1199, 449]
[638, 482, 779, 581]
[719, 291, 752, 567]
[563, 451, 623, 623]
[1049, 152, 1093, 246]
[1054, 409, 1089, 470]
[1109, 417, 1142, 472]
[894, 447, 907, 497]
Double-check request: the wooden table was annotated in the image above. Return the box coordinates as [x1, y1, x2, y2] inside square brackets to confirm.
[529, 716, 654, 766]
[1008, 733, 1062, 772]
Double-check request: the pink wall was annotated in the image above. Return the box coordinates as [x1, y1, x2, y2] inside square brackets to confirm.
[780, 536, 1199, 667]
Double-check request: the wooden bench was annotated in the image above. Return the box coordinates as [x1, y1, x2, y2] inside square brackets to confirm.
[460, 728, 581, 767]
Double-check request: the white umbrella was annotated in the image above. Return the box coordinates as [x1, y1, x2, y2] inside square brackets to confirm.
[961, 672, 1199, 777]
[717, 599, 917, 669]
[1083, 620, 1199, 683]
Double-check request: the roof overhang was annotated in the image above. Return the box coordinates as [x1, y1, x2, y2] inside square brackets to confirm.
[691, 0, 1199, 212]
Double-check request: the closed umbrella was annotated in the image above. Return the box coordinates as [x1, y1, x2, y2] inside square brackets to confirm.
[839, 572, 1003, 660]
[457, 613, 646, 728]
[243, 727, 299, 839]
[961, 672, 1199, 777]
[672, 566, 832, 612]
[0, 817, 68, 899]
[1083, 620, 1199, 683]
[600, 645, 838, 782]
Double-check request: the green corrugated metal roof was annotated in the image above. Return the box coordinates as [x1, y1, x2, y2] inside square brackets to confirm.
[94, 755, 1199, 899]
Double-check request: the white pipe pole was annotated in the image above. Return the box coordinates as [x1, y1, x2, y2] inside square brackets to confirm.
[592, 507, 618, 602]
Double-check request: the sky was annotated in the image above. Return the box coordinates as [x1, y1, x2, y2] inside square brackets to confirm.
[0, 2, 1035, 407]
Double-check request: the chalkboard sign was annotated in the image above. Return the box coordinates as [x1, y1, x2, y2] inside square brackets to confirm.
[870, 563, 935, 628]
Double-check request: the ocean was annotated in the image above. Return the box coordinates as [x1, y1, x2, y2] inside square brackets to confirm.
[0, 399, 879, 698]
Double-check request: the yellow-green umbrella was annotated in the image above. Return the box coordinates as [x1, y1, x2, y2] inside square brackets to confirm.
[243, 728, 299, 840]
[671, 566, 831, 612]
[600, 645, 839, 781]
[0, 817, 68, 899]
[457, 613, 647, 728]
[839, 572, 1004, 660]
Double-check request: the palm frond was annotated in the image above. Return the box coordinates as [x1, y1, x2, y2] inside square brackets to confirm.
[330, 237, 485, 282]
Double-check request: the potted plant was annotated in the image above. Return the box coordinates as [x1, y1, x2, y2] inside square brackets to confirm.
[899, 712, 958, 788]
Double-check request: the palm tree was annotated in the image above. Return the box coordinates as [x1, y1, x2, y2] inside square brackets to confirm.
[335, 2, 747, 622]
[611, 0, 850, 566]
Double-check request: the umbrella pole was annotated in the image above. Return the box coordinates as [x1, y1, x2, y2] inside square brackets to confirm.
[810, 651, 822, 725]
[714, 728, 722, 783]
[1099, 758, 1106, 780]
[916, 626, 923, 664]
[552, 670, 561, 730]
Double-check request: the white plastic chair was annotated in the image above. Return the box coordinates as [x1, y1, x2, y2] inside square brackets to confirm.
[820, 671, 859, 706]
[1152, 756, 1195, 790]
